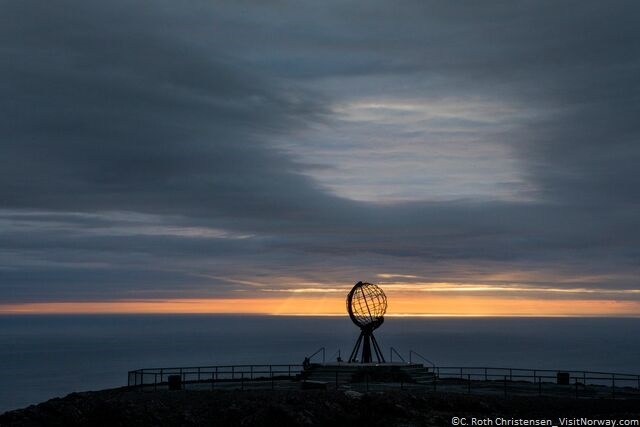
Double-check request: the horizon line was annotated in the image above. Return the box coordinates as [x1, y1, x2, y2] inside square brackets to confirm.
[1, 312, 639, 319]
[2, 297, 639, 317]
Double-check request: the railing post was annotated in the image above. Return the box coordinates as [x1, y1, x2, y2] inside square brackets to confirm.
[504, 375, 507, 397]
[232, 366, 234, 380]
[485, 368, 488, 381]
[251, 366, 253, 380]
[154, 373, 157, 392]
[211, 371, 215, 390]
[241, 372, 244, 390]
[509, 368, 512, 381]
[612, 374, 615, 399]
[467, 374, 471, 394]
[538, 376, 542, 396]
[198, 367, 201, 382]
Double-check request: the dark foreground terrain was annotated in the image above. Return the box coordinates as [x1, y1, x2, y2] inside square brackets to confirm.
[1, 388, 639, 427]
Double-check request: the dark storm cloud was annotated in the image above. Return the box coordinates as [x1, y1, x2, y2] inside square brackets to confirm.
[1, 0, 640, 303]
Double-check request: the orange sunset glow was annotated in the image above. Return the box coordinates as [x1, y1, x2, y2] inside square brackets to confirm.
[2, 294, 639, 316]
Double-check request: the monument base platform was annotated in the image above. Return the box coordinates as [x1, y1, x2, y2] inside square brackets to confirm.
[302, 362, 434, 386]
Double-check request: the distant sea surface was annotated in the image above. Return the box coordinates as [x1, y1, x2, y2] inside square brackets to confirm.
[1, 315, 639, 413]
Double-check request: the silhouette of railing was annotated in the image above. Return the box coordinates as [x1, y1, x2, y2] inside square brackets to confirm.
[389, 347, 405, 363]
[328, 348, 342, 362]
[127, 363, 640, 399]
[307, 347, 325, 363]
[434, 366, 640, 398]
[409, 350, 435, 368]
[128, 364, 302, 390]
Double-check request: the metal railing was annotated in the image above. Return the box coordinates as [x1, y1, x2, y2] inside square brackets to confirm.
[128, 364, 302, 390]
[435, 366, 640, 383]
[389, 347, 406, 363]
[307, 347, 325, 363]
[127, 363, 640, 399]
[328, 349, 342, 362]
[433, 366, 640, 398]
[409, 350, 436, 368]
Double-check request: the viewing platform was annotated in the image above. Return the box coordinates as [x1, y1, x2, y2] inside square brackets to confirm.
[127, 363, 640, 399]
[300, 362, 434, 387]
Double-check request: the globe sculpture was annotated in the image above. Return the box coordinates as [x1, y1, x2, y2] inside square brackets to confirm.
[346, 281, 387, 363]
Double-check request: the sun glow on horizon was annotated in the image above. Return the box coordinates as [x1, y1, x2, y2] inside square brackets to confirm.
[2, 277, 639, 316]
[1, 294, 639, 316]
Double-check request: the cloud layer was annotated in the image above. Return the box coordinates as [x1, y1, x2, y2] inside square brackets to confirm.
[1, 1, 639, 308]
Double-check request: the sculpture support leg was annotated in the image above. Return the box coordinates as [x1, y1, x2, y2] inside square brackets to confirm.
[362, 333, 372, 363]
[350, 329, 386, 363]
[370, 333, 386, 363]
[348, 331, 364, 363]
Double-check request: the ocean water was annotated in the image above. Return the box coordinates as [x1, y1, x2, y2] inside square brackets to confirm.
[1, 315, 639, 413]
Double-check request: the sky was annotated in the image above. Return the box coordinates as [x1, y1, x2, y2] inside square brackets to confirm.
[1, 0, 639, 316]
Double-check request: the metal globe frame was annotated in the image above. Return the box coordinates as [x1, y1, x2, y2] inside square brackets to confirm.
[346, 281, 387, 363]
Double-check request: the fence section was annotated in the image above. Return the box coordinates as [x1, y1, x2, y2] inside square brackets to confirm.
[433, 366, 640, 398]
[128, 364, 302, 391]
[127, 363, 640, 398]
